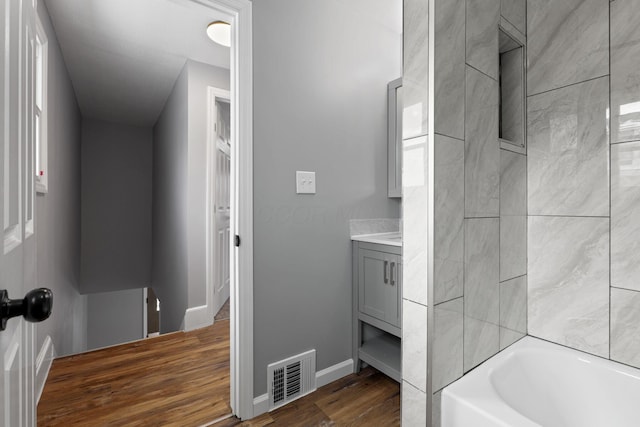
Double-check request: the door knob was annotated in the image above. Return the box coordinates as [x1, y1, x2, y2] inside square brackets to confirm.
[0, 288, 53, 331]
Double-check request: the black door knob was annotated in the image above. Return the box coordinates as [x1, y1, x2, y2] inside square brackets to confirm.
[0, 288, 53, 331]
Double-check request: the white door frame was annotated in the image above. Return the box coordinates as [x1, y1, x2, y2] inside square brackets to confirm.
[191, 0, 254, 420]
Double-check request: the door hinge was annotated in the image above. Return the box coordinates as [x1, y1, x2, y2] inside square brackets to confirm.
[235, 235, 241, 247]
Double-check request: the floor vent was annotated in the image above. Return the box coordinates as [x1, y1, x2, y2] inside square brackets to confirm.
[267, 349, 316, 410]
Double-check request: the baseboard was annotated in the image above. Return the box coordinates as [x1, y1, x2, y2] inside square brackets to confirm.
[36, 335, 55, 403]
[253, 394, 269, 417]
[183, 305, 213, 332]
[252, 358, 354, 418]
[316, 358, 353, 388]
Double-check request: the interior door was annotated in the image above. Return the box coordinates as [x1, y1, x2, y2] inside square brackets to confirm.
[213, 98, 231, 316]
[0, 0, 38, 425]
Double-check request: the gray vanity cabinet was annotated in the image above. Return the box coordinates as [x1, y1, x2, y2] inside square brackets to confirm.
[353, 241, 402, 382]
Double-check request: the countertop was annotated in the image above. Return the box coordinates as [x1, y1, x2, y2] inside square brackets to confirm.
[351, 232, 402, 247]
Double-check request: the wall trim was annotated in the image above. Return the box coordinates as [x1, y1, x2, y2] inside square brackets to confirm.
[316, 358, 354, 388]
[183, 304, 211, 332]
[36, 335, 55, 403]
[189, 0, 254, 420]
[252, 358, 354, 418]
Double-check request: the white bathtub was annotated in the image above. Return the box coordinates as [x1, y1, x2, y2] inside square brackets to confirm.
[441, 336, 640, 427]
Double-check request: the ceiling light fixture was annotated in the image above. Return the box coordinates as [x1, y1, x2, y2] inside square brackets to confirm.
[207, 21, 231, 47]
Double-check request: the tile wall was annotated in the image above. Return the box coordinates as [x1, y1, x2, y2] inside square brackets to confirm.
[527, 0, 640, 370]
[401, 0, 429, 423]
[430, 0, 528, 425]
[403, 0, 640, 424]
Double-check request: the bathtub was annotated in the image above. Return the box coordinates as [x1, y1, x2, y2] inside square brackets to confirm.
[441, 336, 640, 427]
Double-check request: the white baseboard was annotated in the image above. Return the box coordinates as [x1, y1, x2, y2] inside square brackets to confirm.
[36, 335, 55, 403]
[316, 358, 353, 388]
[183, 305, 213, 332]
[253, 393, 269, 417]
[252, 358, 354, 418]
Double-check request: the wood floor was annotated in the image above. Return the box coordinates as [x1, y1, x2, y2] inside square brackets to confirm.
[38, 316, 400, 427]
[38, 319, 231, 426]
[213, 367, 400, 427]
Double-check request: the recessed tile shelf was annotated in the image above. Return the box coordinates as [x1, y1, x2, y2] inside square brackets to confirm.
[498, 26, 526, 154]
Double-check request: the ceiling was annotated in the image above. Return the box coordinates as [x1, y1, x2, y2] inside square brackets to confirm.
[44, 0, 231, 126]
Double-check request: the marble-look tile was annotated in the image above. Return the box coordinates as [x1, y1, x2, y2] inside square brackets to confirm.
[611, 0, 640, 143]
[464, 316, 500, 372]
[500, 327, 525, 350]
[403, 136, 428, 305]
[434, 0, 465, 140]
[349, 218, 400, 237]
[500, 150, 526, 216]
[500, 215, 526, 282]
[528, 216, 609, 358]
[500, 275, 527, 333]
[403, 0, 429, 139]
[465, 219, 500, 323]
[432, 391, 442, 427]
[433, 298, 463, 391]
[465, 67, 499, 218]
[501, 0, 526, 35]
[466, 0, 499, 80]
[402, 300, 427, 392]
[527, 77, 610, 217]
[527, 0, 609, 96]
[402, 381, 427, 426]
[612, 142, 640, 291]
[464, 218, 500, 371]
[434, 136, 464, 304]
[611, 288, 640, 369]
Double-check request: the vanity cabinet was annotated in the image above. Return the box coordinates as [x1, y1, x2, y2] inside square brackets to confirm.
[352, 241, 402, 382]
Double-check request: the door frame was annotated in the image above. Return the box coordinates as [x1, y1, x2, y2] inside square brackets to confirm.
[192, 0, 254, 420]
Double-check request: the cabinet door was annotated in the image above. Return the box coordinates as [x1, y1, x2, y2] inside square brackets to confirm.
[358, 249, 390, 322]
[359, 249, 402, 328]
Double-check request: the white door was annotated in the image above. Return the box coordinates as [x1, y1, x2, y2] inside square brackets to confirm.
[0, 0, 38, 425]
[209, 90, 231, 317]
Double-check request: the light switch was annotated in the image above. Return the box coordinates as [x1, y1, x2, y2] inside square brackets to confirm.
[296, 171, 316, 194]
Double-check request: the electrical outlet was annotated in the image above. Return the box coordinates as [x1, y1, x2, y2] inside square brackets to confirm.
[296, 171, 316, 194]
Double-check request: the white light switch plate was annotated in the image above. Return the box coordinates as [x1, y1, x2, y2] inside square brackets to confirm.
[296, 171, 316, 194]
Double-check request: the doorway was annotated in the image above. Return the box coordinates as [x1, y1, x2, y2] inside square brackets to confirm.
[30, 0, 255, 423]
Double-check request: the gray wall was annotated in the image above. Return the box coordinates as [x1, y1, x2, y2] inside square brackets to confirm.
[253, 0, 402, 396]
[35, 1, 87, 358]
[527, 0, 640, 370]
[151, 60, 229, 332]
[86, 288, 144, 350]
[80, 119, 153, 294]
[152, 65, 189, 333]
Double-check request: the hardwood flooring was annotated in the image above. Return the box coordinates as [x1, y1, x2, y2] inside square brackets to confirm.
[38, 317, 400, 427]
[38, 319, 231, 426]
[212, 367, 400, 427]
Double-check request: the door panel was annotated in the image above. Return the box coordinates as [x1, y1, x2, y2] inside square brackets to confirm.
[1, 0, 38, 425]
[211, 94, 231, 317]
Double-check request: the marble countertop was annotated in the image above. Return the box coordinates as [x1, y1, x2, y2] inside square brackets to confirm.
[351, 232, 402, 247]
